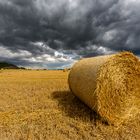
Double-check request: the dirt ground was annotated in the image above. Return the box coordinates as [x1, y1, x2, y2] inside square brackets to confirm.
[0, 70, 139, 140]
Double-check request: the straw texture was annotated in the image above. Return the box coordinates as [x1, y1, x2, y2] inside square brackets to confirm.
[68, 52, 140, 125]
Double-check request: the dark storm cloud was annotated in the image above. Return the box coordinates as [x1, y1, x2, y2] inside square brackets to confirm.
[0, 0, 140, 68]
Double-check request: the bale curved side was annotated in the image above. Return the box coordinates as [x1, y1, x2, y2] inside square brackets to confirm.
[68, 52, 140, 125]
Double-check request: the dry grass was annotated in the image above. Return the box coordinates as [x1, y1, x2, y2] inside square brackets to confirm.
[0, 70, 139, 140]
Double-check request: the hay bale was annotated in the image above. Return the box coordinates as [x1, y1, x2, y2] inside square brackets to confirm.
[68, 52, 140, 125]
[63, 68, 68, 72]
[63, 68, 71, 72]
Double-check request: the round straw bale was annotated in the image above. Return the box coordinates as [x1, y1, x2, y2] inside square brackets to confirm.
[68, 52, 140, 125]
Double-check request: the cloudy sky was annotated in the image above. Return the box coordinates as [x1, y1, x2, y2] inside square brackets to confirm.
[0, 0, 140, 69]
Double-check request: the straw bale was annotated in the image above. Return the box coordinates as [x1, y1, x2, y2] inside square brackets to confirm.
[68, 52, 140, 125]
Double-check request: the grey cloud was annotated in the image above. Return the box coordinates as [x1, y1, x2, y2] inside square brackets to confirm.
[0, 0, 140, 68]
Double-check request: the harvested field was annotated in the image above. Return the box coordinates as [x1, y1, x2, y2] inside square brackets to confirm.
[0, 70, 140, 140]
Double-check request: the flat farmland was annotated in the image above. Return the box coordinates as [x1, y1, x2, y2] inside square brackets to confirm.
[0, 70, 139, 140]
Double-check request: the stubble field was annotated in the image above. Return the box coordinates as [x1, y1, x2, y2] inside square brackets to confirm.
[0, 70, 139, 140]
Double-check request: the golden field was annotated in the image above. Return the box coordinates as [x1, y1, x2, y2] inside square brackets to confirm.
[0, 70, 139, 140]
